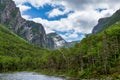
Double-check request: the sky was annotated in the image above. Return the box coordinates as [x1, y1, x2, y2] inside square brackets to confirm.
[13, 0, 120, 42]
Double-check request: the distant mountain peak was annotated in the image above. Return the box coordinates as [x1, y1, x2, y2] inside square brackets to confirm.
[46, 32, 67, 49]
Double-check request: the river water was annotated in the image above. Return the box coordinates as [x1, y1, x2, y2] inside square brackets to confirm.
[0, 72, 65, 80]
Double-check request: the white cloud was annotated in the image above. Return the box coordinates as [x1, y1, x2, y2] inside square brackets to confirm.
[17, 4, 31, 14]
[22, 15, 31, 20]
[13, 0, 120, 41]
[47, 8, 65, 18]
[67, 33, 78, 39]
[27, 0, 52, 8]
[47, 6, 71, 18]
[20, 8, 118, 41]
[13, 0, 27, 5]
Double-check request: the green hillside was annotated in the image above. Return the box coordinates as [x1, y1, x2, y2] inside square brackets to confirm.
[39, 21, 120, 79]
[101, 10, 120, 30]
[0, 24, 49, 71]
[76, 21, 120, 78]
[0, 21, 120, 79]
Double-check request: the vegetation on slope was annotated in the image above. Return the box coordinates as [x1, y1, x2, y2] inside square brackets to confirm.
[38, 21, 120, 79]
[0, 21, 120, 79]
[92, 9, 120, 33]
[0, 24, 49, 71]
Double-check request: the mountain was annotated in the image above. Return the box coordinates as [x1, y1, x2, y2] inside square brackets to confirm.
[46, 33, 79, 49]
[46, 33, 68, 49]
[0, 23, 47, 55]
[0, 0, 46, 48]
[0, 0, 74, 49]
[0, 23, 51, 72]
[92, 9, 120, 33]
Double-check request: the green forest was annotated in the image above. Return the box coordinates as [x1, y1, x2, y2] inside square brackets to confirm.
[0, 19, 120, 79]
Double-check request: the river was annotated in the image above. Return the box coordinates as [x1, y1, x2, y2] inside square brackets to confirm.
[0, 72, 65, 80]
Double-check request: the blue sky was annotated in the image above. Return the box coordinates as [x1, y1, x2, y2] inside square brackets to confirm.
[14, 0, 120, 42]
[23, 3, 73, 21]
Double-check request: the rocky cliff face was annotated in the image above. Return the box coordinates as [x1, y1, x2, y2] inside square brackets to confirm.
[0, 0, 46, 47]
[46, 33, 68, 49]
[92, 17, 109, 33]
[92, 9, 120, 34]
[0, 0, 77, 49]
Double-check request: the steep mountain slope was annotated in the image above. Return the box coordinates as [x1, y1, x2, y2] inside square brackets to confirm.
[46, 33, 68, 49]
[0, 23, 50, 71]
[0, 23, 46, 55]
[92, 9, 120, 33]
[0, 0, 46, 48]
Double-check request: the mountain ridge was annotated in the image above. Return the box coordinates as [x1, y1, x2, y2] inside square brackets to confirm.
[92, 9, 120, 33]
[0, 0, 75, 49]
[0, 0, 47, 47]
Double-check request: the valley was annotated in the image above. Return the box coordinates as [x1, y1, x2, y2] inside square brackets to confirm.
[0, 0, 120, 79]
